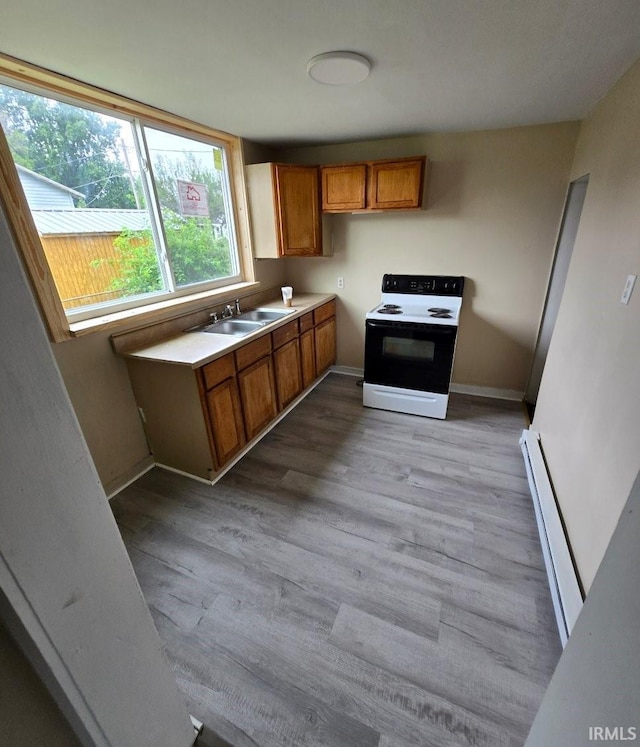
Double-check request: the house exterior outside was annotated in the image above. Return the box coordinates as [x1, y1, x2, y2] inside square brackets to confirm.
[17, 164, 150, 308]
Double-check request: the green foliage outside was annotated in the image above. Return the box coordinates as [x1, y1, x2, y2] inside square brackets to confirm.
[0, 84, 138, 208]
[111, 211, 233, 296]
[1, 83, 235, 299]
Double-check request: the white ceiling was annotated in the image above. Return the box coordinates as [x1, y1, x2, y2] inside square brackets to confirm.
[2, 0, 640, 147]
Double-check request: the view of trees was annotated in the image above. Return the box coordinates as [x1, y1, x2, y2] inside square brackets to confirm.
[0, 85, 137, 208]
[0, 83, 235, 302]
[111, 216, 232, 296]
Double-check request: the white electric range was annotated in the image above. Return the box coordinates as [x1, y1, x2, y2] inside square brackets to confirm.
[363, 274, 464, 419]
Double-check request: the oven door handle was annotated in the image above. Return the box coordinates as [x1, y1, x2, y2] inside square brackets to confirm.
[366, 320, 456, 335]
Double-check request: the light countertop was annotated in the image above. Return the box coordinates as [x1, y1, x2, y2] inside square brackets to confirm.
[122, 293, 336, 368]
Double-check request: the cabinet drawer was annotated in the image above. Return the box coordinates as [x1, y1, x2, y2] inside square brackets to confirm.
[272, 319, 299, 349]
[313, 300, 336, 325]
[299, 311, 314, 333]
[202, 353, 236, 391]
[235, 334, 272, 370]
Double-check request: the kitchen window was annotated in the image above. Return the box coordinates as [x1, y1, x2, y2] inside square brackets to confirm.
[0, 56, 252, 341]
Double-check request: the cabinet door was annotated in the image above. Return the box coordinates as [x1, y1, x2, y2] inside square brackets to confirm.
[315, 317, 337, 375]
[205, 378, 246, 467]
[273, 164, 322, 257]
[237, 356, 278, 440]
[367, 158, 425, 210]
[321, 164, 366, 212]
[273, 339, 302, 411]
[300, 328, 316, 388]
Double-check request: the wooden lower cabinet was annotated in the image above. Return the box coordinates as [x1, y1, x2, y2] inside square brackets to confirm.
[299, 328, 316, 388]
[205, 378, 245, 467]
[237, 355, 278, 440]
[315, 316, 337, 375]
[125, 299, 336, 481]
[273, 339, 302, 411]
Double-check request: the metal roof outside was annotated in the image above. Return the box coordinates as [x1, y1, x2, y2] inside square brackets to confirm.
[31, 209, 150, 236]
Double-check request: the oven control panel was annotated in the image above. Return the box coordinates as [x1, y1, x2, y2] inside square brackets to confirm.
[381, 274, 464, 296]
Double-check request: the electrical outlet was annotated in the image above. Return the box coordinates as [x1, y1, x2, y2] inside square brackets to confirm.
[337, 277, 344, 290]
[620, 274, 637, 305]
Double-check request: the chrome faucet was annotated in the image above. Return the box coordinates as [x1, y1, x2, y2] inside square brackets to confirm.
[209, 311, 219, 323]
[222, 304, 234, 319]
[234, 298, 241, 315]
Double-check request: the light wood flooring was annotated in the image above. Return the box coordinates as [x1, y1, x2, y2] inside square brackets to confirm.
[111, 374, 561, 747]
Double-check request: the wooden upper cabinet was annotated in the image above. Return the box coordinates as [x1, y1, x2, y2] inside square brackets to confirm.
[274, 164, 322, 256]
[322, 164, 367, 212]
[246, 162, 323, 258]
[320, 156, 427, 213]
[367, 158, 425, 210]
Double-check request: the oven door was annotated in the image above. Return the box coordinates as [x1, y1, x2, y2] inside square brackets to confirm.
[364, 320, 457, 394]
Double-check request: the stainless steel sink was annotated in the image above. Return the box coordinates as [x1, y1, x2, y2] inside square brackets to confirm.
[186, 307, 294, 336]
[199, 319, 264, 336]
[238, 308, 294, 323]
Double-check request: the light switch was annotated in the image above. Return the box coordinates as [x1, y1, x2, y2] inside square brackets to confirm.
[620, 274, 637, 305]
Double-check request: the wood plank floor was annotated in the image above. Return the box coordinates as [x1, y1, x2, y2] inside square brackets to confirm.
[111, 374, 561, 747]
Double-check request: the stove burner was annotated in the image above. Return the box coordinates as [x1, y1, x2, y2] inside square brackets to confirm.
[378, 307, 403, 315]
[382, 304, 401, 310]
[429, 311, 452, 318]
[428, 307, 450, 314]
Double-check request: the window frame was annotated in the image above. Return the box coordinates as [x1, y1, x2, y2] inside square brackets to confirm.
[0, 53, 254, 342]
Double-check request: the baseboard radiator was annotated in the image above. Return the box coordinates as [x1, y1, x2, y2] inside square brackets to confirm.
[519, 428, 583, 647]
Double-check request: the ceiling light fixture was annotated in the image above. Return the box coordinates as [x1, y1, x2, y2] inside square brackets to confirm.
[306, 51, 371, 86]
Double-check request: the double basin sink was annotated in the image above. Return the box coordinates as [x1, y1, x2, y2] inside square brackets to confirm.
[188, 308, 295, 338]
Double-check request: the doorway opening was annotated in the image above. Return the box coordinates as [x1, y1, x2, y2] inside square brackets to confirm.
[525, 175, 589, 418]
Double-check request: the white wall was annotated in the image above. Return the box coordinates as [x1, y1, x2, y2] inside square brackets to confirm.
[0, 204, 194, 746]
[280, 123, 579, 394]
[532, 58, 640, 591]
[525, 472, 640, 745]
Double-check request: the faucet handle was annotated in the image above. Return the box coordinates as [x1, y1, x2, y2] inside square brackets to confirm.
[209, 311, 219, 322]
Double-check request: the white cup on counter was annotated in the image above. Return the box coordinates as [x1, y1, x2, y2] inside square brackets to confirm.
[281, 286, 293, 307]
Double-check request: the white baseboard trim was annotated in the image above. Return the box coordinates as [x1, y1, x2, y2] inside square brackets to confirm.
[154, 370, 333, 486]
[105, 455, 155, 500]
[330, 365, 363, 377]
[154, 462, 214, 485]
[190, 714, 203, 743]
[450, 383, 523, 401]
[520, 427, 583, 646]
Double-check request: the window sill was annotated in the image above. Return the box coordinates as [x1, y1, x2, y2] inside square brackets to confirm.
[68, 281, 260, 338]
